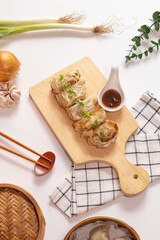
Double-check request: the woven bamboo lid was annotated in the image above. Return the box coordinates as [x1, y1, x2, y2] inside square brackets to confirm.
[0, 184, 45, 240]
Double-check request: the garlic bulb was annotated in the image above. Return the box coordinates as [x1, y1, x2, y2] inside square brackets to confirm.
[0, 82, 21, 108]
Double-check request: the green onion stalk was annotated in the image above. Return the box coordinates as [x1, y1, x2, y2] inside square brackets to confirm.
[0, 23, 115, 39]
[0, 15, 120, 39]
[0, 13, 86, 26]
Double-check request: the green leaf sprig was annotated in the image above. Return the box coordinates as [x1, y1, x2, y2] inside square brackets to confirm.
[125, 11, 160, 62]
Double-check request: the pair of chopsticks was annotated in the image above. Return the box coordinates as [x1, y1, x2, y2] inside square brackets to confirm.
[0, 131, 51, 169]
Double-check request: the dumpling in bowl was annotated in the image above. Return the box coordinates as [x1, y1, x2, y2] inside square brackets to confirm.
[82, 120, 118, 148]
[73, 108, 107, 132]
[89, 225, 110, 240]
[50, 70, 81, 93]
[68, 94, 99, 121]
[56, 79, 86, 108]
[114, 236, 133, 240]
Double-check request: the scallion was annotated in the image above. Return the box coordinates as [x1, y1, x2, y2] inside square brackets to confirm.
[0, 13, 85, 26]
[59, 74, 64, 83]
[0, 23, 115, 39]
[92, 120, 100, 129]
[67, 89, 76, 94]
[76, 99, 84, 106]
[100, 130, 104, 139]
[0, 15, 121, 39]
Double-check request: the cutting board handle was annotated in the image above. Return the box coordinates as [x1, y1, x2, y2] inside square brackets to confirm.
[113, 154, 150, 196]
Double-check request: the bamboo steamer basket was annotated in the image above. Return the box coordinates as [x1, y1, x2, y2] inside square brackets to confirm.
[0, 183, 45, 240]
[64, 216, 141, 240]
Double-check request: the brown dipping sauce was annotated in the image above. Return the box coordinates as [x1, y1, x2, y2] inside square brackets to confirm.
[102, 89, 121, 108]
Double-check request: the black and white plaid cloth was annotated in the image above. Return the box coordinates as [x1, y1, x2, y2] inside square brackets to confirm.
[50, 91, 160, 218]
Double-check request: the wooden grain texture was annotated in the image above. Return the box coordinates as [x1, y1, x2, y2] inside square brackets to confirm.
[0, 184, 45, 240]
[29, 57, 149, 196]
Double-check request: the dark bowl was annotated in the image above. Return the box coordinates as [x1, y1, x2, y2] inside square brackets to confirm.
[64, 216, 141, 240]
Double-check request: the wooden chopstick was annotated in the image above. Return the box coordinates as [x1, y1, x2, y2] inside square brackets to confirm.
[0, 131, 52, 163]
[0, 145, 49, 169]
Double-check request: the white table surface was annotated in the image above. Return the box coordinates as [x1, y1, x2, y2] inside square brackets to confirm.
[0, 1, 160, 239]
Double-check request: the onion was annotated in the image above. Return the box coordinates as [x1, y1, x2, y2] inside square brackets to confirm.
[0, 51, 21, 82]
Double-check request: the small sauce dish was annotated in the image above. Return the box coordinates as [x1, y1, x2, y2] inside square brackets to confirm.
[98, 65, 125, 112]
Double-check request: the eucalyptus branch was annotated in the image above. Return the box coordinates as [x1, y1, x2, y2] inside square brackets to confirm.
[125, 11, 160, 62]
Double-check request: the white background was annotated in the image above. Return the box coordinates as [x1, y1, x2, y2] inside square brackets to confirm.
[0, 0, 160, 239]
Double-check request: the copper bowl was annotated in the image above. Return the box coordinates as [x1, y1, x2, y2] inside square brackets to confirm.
[64, 216, 140, 240]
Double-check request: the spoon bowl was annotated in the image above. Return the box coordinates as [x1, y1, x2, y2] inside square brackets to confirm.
[98, 65, 125, 112]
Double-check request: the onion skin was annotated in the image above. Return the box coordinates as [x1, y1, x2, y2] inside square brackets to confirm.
[0, 51, 21, 82]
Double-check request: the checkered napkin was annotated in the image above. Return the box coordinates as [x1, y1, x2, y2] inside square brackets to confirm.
[50, 91, 160, 218]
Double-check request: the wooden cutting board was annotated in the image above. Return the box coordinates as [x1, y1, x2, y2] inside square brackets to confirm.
[29, 57, 149, 196]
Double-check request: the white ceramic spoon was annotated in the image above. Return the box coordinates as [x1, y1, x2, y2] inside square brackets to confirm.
[98, 64, 125, 112]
